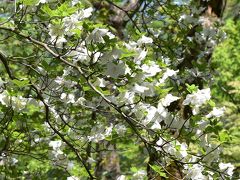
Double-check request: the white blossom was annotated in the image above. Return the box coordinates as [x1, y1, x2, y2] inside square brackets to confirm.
[183, 88, 211, 107]
[124, 41, 138, 50]
[184, 164, 207, 180]
[93, 78, 108, 88]
[117, 175, 126, 180]
[49, 140, 64, 157]
[206, 107, 225, 118]
[134, 48, 147, 64]
[159, 68, 179, 83]
[0, 90, 10, 106]
[78, 7, 93, 19]
[71, 0, 79, 6]
[161, 94, 180, 107]
[105, 61, 127, 78]
[115, 124, 127, 135]
[117, 91, 135, 104]
[37, 0, 49, 4]
[141, 62, 161, 77]
[67, 161, 74, 170]
[67, 176, 79, 180]
[48, 24, 64, 38]
[132, 84, 149, 94]
[87, 28, 115, 43]
[176, 141, 188, 158]
[49, 140, 62, 150]
[219, 163, 234, 177]
[53, 36, 67, 47]
[137, 35, 153, 45]
[105, 124, 113, 136]
[151, 121, 161, 130]
[63, 14, 80, 35]
[68, 45, 89, 63]
[133, 170, 147, 180]
[87, 157, 96, 164]
[142, 106, 158, 125]
[60, 93, 75, 103]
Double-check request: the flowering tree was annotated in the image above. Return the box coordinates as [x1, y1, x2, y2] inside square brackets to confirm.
[0, 0, 236, 179]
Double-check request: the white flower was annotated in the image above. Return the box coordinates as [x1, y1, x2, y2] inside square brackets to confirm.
[141, 62, 161, 77]
[184, 164, 206, 180]
[48, 23, 66, 47]
[137, 35, 153, 45]
[115, 124, 127, 135]
[159, 68, 179, 83]
[11, 96, 28, 110]
[68, 45, 89, 63]
[49, 140, 62, 150]
[141, 82, 156, 97]
[151, 121, 161, 130]
[117, 91, 135, 104]
[67, 176, 79, 180]
[155, 137, 164, 150]
[161, 94, 180, 107]
[133, 170, 147, 180]
[71, 0, 79, 6]
[219, 163, 234, 177]
[124, 41, 138, 50]
[48, 24, 64, 38]
[203, 144, 220, 164]
[0, 90, 11, 106]
[60, 93, 75, 103]
[76, 97, 86, 105]
[87, 157, 96, 164]
[49, 140, 64, 157]
[183, 88, 211, 106]
[37, 0, 49, 4]
[105, 61, 127, 78]
[93, 78, 108, 88]
[117, 175, 126, 180]
[133, 84, 149, 94]
[157, 103, 169, 121]
[105, 124, 113, 136]
[87, 28, 115, 43]
[11, 158, 18, 165]
[176, 141, 188, 158]
[79, 7, 93, 19]
[67, 161, 74, 170]
[88, 133, 105, 142]
[142, 106, 158, 125]
[52, 36, 67, 47]
[133, 103, 149, 120]
[63, 14, 80, 35]
[88, 124, 114, 142]
[206, 107, 225, 118]
[134, 49, 147, 64]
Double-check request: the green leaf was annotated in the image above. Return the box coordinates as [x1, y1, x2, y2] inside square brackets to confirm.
[150, 20, 163, 28]
[208, 100, 216, 107]
[12, 79, 30, 87]
[19, 0, 38, 6]
[149, 164, 167, 178]
[219, 130, 230, 142]
[119, 49, 136, 59]
[41, 3, 76, 17]
[186, 84, 198, 93]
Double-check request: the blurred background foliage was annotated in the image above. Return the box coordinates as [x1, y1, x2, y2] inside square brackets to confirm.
[212, 0, 240, 173]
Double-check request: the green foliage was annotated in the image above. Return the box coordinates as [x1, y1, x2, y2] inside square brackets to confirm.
[149, 164, 167, 178]
[212, 18, 240, 173]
